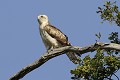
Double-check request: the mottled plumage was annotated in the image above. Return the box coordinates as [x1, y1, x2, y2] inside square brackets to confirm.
[37, 15, 79, 64]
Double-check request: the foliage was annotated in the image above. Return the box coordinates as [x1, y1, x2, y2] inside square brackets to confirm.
[71, 1, 120, 80]
[97, 1, 120, 26]
[71, 50, 120, 80]
[108, 32, 120, 44]
[108, 32, 120, 55]
[95, 32, 101, 39]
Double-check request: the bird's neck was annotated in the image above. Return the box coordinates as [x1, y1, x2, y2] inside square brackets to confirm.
[40, 22, 49, 29]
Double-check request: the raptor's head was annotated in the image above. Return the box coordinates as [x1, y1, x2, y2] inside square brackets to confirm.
[37, 15, 48, 25]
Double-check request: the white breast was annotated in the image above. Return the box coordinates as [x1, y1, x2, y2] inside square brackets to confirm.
[40, 28, 59, 50]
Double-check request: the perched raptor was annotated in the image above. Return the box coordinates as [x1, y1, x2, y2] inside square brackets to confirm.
[37, 15, 79, 64]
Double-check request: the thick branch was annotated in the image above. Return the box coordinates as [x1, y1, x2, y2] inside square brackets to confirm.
[9, 42, 120, 80]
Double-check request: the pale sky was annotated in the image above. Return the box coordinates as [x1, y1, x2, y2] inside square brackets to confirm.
[0, 0, 119, 80]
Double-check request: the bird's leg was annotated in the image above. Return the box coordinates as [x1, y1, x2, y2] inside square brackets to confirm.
[47, 46, 59, 54]
[47, 47, 54, 54]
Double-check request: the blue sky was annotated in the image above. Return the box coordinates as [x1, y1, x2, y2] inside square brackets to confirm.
[0, 0, 120, 80]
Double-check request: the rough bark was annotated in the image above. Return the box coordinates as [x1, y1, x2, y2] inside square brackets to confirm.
[9, 42, 120, 80]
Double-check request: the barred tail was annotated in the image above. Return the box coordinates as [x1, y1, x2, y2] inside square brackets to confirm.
[66, 52, 80, 64]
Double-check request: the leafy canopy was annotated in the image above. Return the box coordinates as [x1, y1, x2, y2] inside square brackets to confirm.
[71, 1, 120, 80]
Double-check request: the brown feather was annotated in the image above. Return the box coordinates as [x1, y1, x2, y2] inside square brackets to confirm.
[44, 24, 71, 46]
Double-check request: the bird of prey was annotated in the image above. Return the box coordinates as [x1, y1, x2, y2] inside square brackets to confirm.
[37, 15, 79, 64]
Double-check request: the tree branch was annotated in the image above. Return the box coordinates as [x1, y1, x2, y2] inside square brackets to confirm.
[9, 42, 120, 80]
